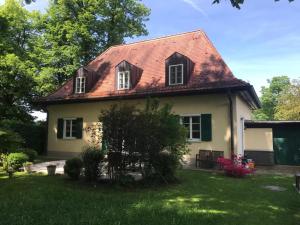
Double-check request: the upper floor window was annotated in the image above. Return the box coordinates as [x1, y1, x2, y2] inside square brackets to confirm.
[75, 77, 85, 93]
[169, 64, 183, 85]
[118, 71, 130, 90]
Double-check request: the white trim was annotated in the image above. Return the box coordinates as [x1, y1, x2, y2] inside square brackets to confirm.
[117, 71, 130, 90]
[75, 77, 86, 94]
[63, 118, 76, 139]
[180, 114, 202, 141]
[169, 64, 184, 85]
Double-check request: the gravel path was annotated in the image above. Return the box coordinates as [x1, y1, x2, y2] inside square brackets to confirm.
[31, 160, 65, 174]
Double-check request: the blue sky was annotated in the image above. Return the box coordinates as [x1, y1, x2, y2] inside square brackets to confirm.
[2, 0, 300, 93]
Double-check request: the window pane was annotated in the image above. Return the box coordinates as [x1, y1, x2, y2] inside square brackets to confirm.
[65, 120, 71, 137]
[71, 120, 76, 137]
[176, 73, 182, 84]
[192, 116, 200, 123]
[192, 123, 200, 131]
[192, 131, 200, 139]
[124, 74, 129, 88]
[119, 73, 123, 89]
[177, 65, 182, 73]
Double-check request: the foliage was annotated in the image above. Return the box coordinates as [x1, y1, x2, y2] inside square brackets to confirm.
[64, 157, 83, 180]
[16, 148, 38, 162]
[224, 165, 252, 178]
[213, 0, 294, 9]
[253, 76, 291, 120]
[6, 152, 29, 170]
[275, 79, 300, 120]
[100, 99, 188, 182]
[32, 0, 150, 95]
[81, 146, 104, 182]
[152, 150, 179, 182]
[0, 120, 47, 154]
[0, 128, 24, 153]
[0, 0, 39, 122]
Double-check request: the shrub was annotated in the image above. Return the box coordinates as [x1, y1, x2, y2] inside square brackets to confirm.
[81, 146, 104, 182]
[224, 165, 252, 178]
[118, 174, 135, 186]
[7, 153, 29, 170]
[17, 148, 38, 162]
[152, 150, 179, 182]
[64, 158, 83, 180]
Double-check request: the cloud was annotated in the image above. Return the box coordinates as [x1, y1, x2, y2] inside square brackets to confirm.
[182, 0, 208, 16]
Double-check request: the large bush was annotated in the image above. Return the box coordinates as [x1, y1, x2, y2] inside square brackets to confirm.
[64, 158, 83, 180]
[81, 146, 104, 182]
[100, 99, 188, 183]
[6, 153, 29, 171]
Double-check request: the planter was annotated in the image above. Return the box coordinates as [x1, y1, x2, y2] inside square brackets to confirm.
[23, 162, 33, 173]
[47, 165, 56, 176]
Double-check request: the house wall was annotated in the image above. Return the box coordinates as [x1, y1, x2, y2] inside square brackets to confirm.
[244, 128, 274, 165]
[233, 95, 253, 156]
[46, 94, 232, 166]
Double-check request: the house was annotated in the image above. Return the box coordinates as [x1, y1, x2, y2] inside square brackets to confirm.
[38, 30, 264, 167]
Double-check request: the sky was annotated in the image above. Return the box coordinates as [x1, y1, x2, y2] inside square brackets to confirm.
[1, 0, 300, 120]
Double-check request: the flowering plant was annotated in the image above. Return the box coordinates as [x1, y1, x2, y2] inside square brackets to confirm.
[217, 155, 255, 178]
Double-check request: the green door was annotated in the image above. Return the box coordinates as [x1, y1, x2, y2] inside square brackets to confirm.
[273, 127, 300, 165]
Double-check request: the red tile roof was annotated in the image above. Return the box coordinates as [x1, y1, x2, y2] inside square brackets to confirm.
[39, 30, 259, 106]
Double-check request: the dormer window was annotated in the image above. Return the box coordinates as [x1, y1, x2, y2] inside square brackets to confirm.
[169, 64, 183, 85]
[75, 76, 86, 93]
[118, 71, 130, 90]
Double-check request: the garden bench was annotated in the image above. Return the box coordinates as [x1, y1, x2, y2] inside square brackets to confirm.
[195, 150, 224, 168]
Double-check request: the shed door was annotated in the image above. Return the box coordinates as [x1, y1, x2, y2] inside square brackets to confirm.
[273, 127, 300, 165]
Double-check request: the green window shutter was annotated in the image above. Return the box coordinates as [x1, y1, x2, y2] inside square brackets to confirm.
[201, 114, 212, 141]
[57, 118, 64, 139]
[75, 118, 83, 139]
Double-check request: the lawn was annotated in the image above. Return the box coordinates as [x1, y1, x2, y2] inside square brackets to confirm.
[0, 170, 299, 225]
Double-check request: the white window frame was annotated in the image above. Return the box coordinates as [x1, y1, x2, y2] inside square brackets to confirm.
[180, 114, 201, 141]
[117, 71, 130, 90]
[169, 64, 184, 85]
[63, 118, 76, 139]
[75, 77, 86, 94]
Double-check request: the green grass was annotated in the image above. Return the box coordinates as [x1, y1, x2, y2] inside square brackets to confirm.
[0, 170, 299, 225]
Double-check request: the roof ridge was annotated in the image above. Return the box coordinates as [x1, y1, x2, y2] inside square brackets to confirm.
[112, 29, 204, 48]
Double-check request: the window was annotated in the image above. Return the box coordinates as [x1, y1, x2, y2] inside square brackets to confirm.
[181, 115, 201, 140]
[118, 71, 130, 90]
[169, 64, 183, 85]
[75, 77, 85, 93]
[63, 119, 77, 139]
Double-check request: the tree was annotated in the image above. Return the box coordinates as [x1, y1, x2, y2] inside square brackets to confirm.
[33, 0, 150, 96]
[213, 0, 294, 9]
[253, 76, 290, 120]
[275, 79, 300, 120]
[0, 0, 39, 122]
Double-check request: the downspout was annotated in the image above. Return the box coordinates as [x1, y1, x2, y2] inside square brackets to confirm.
[227, 90, 234, 159]
[44, 108, 49, 156]
[241, 117, 245, 156]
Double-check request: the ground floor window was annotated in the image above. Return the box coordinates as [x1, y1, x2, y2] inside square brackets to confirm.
[63, 118, 77, 139]
[181, 115, 201, 140]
